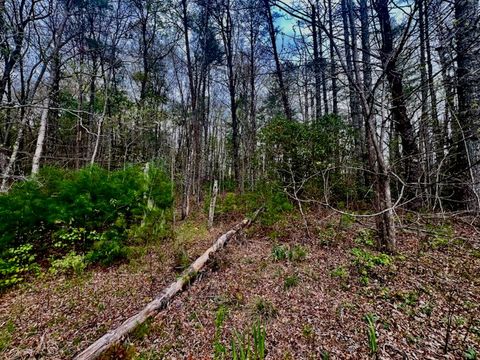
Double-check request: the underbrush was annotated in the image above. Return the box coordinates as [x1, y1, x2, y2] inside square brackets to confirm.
[0, 164, 172, 289]
[212, 182, 293, 226]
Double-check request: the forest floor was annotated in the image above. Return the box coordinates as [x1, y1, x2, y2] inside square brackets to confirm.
[0, 208, 479, 359]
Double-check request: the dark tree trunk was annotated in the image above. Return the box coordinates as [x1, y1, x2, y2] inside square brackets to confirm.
[264, 0, 293, 120]
[374, 0, 422, 205]
[311, 4, 322, 120]
[455, 0, 480, 210]
[327, 0, 338, 114]
[222, 0, 240, 188]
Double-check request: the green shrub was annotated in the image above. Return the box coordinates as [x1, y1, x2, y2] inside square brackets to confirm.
[331, 266, 349, 279]
[0, 244, 38, 289]
[213, 182, 292, 226]
[86, 238, 128, 266]
[355, 228, 375, 247]
[284, 274, 299, 289]
[0, 164, 172, 288]
[50, 252, 86, 275]
[351, 248, 392, 285]
[271, 244, 288, 261]
[261, 115, 359, 203]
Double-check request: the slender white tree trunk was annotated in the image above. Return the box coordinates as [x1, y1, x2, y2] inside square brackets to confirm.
[0, 113, 28, 192]
[90, 77, 110, 165]
[208, 179, 218, 229]
[31, 99, 51, 176]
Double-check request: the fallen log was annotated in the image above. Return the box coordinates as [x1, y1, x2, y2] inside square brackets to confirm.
[75, 209, 261, 360]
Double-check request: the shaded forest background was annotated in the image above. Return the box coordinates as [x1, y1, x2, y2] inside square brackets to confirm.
[0, 0, 479, 253]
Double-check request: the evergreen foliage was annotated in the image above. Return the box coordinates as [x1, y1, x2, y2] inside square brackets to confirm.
[0, 164, 172, 289]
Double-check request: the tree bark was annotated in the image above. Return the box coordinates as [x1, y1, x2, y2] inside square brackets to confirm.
[374, 0, 422, 205]
[264, 0, 293, 120]
[311, 4, 322, 120]
[455, 0, 480, 210]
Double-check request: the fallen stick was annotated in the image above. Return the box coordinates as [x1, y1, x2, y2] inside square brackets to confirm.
[75, 209, 261, 360]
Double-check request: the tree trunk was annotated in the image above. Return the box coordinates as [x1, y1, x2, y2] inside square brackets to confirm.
[311, 5, 322, 120]
[264, 0, 292, 120]
[208, 179, 218, 229]
[327, 0, 338, 114]
[374, 0, 422, 205]
[74, 211, 260, 360]
[31, 98, 51, 175]
[455, 0, 480, 210]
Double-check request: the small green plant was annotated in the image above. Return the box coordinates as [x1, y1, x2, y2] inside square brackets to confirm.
[271, 244, 287, 261]
[464, 347, 477, 360]
[302, 324, 315, 340]
[86, 237, 128, 266]
[288, 245, 307, 261]
[427, 223, 454, 249]
[173, 247, 191, 271]
[268, 230, 282, 241]
[254, 298, 277, 319]
[365, 313, 378, 355]
[330, 266, 348, 279]
[355, 228, 375, 247]
[0, 320, 15, 351]
[398, 290, 419, 308]
[420, 302, 434, 316]
[213, 305, 228, 359]
[0, 244, 38, 289]
[132, 320, 152, 340]
[284, 274, 299, 289]
[340, 213, 355, 228]
[321, 351, 330, 360]
[231, 322, 266, 360]
[231, 331, 249, 360]
[251, 321, 266, 359]
[271, 244, 308, 262]
[318, 225, 336, 246]
[351, 248, 392, 285]
[50, 251, 86, 275]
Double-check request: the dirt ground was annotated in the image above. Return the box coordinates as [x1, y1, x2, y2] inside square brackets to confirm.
[1, 209, 479, 359]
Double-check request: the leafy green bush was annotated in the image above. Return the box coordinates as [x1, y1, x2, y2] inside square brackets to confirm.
[50, 252, 86, 275]
[86, 238, 128, 266]
[355, 228, 375, 247]
[261, 115, 359, 203]
[214, 182, 292, 226]
[271, 244, 288, 261]
[351, 248, 392, 285]
[331, 266, 349, 279]
[271, 244, 308, 262]
[0, 244, 38, 289]
[0, 164, 172, 288]
[284, 274, 299, 289]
